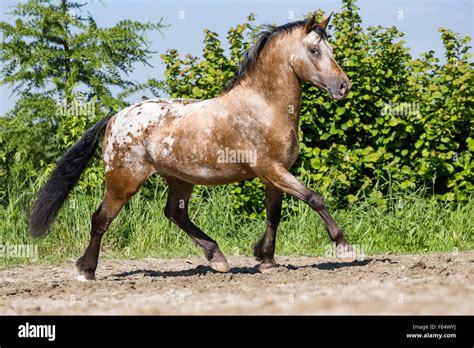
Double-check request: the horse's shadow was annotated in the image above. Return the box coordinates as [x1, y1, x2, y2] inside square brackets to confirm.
[112, 265, 260, 279]
[111, 258, 379, 280]
[285, 258, 373, 271]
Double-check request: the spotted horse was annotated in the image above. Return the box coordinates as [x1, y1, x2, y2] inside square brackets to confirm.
[29, 13, 353, 280]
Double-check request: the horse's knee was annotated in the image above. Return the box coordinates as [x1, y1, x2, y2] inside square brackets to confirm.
[307, 193, 325, 211]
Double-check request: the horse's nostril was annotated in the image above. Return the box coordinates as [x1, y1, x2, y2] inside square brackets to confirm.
[339, 82, 348, 95]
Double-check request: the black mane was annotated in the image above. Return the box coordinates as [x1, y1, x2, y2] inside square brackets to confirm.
[223, 20, 328, 93]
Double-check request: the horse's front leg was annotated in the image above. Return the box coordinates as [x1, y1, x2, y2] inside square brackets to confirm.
[261, 165, 355, 261]
[254, 186, 283, 272]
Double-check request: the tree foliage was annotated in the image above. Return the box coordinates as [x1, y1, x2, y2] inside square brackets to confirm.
[1, 0, 162, 106]
[0, 0, 163, 199]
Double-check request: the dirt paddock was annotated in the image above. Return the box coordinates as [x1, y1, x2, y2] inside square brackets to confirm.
[1, 251, 473, 315]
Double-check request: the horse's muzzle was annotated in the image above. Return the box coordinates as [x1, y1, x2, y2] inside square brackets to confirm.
[329, 80, 351, 100]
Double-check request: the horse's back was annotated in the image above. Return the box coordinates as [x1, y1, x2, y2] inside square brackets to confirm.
[102, 97, 219, 176]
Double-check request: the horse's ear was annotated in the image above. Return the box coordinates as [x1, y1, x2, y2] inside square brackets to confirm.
[304, 13, 317, 33]
[319, 12, 333, 30]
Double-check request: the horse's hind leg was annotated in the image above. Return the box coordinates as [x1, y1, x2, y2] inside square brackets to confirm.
[75, 170, 148, 280]
[164, 176, 230, 273]
[254, 186, 283, 272]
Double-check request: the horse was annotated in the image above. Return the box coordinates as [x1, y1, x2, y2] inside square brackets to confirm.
[29, 13, 353, 280]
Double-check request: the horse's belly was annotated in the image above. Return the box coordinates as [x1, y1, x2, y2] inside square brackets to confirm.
[150, 151, 256, 184]
[160, 167, 255, 185]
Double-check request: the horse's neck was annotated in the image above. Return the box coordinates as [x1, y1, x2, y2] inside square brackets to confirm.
[223, 53, 302, 128]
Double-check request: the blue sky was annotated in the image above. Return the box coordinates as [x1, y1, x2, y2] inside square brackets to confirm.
[0, 0, 473, 114]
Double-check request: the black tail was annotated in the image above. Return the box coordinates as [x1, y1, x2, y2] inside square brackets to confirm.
[29, 114, 113, 238]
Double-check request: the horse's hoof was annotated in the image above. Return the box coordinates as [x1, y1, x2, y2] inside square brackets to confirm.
[76, 274, 94, 282]
[210, 261, 230, 273]
[75, 257, 97, 280]
[76, 270, 96, 281]
[258, 262, 276, 273]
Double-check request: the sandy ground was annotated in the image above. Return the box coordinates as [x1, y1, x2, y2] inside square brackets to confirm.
[0, 251, 473, 315]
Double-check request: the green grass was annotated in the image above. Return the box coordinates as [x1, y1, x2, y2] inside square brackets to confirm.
[0, 180, 473, 268]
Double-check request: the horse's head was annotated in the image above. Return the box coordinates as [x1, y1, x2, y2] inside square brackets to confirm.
[291, 13, 351, 100]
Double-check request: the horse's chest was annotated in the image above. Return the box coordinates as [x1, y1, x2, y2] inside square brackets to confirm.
[278, 128, 300, 168]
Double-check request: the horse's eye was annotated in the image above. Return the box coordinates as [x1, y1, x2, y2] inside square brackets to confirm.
[308, 47, 321, 56]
